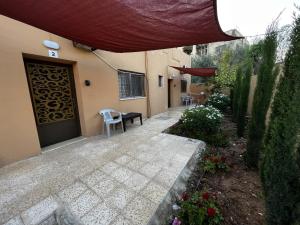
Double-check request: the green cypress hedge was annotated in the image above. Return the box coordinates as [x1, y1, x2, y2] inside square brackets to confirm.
[261, 15, 300, 225]
[244, 27, 278, 168]
[237, 60, 252, 137]
[232, 67, 242, 121]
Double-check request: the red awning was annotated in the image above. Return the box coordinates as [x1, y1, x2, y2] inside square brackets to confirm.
[0, 0, 240, 53]
[171, 66, 216, 77]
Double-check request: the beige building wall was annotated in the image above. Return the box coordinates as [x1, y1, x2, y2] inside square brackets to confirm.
[147, 49, 191, 115]
[0, 16, 191, 166]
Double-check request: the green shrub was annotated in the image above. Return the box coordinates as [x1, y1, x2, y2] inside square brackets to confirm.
[182, 105, 223, 135]
[204, 132, 229, 147]
[177, 191, 223, 225]
[168, 106, 228, 146]
[260, 15, 300, 225]
[244, 25, 279, 168]
[215, 49, 237, 88]
[237, 61, 252, 137]
[207, 93, 231, 112]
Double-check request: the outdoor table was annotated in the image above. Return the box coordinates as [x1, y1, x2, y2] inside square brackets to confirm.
[121, 112, 143, 132]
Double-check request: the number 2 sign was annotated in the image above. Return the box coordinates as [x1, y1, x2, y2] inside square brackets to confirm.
[48, 50, 59, 58]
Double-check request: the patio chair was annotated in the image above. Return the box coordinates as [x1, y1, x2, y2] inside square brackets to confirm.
[182, 95, 192, 106]
[99, 109, 124, 137]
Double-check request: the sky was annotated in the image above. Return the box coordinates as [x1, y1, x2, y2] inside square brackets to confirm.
[217, 0, 296, 38]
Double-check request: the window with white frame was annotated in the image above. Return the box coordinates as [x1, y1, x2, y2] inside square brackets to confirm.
[118, 70, 145, 99]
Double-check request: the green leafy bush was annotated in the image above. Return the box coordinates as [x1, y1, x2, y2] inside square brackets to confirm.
[177, 191, 223, 225]
[182, 105, 223, 135]
[203, 133, 229, 147]
[214, 49, 237, 88]
[207, 93, 231, 112]
[168, 106, 228, 146]
[260, 15, 300, 225]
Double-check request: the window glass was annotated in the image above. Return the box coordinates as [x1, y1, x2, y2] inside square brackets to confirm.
[196, 44, 208, 56]
[118, 71, 145, 98]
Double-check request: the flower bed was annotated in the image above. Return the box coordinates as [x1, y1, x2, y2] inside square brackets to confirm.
[166, 114, 265, 225]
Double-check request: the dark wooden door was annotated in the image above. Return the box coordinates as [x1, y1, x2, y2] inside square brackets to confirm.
[24, 59, 81, 147]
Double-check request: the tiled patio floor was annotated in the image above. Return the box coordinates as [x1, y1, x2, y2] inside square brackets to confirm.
[0, 107, 204, 225]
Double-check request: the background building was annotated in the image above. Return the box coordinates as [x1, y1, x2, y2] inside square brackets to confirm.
[196, 29, 249, 57]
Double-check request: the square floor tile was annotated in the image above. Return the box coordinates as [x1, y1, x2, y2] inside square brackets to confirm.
[125, 159, 145, 171]
[140, 182, 167, 204]
[114, 155, 132, 165]
[80, 170, 107, 187]
[123, 196, 156, 225]
[105, 186, 135, 210]
[135, 152, 155, 162]
[153, 169, 178, 188]
[90, 177, 119, 198]
[139, 163, 162, 178]
[123, 173, 149, 191]
[111, 167, 134, 183]
[110, 215, 133, 225]
[100, 162, 119, 174]
[81, 202, 118, 225]
[69, 190, 100, 218]
[58, 181, 87, 203]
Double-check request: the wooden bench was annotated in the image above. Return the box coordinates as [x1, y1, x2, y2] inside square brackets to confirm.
[121, 112, 143, 132]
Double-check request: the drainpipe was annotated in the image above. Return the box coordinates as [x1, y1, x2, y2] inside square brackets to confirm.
[145, 51, 151, 118]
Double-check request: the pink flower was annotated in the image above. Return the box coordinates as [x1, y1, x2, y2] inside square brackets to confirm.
[172, 217, 182, 225]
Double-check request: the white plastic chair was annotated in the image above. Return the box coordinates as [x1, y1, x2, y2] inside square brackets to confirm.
[99, 109, 124, 137]
[182, 96, 191, 106]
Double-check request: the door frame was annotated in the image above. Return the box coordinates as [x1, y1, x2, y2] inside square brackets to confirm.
[168, 79, 172, 108]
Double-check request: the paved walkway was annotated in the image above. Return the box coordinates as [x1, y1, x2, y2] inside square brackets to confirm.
[0, 108, 203, 225]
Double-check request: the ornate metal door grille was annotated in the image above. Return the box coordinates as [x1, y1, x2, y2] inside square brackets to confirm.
[25, 62, 76, 125]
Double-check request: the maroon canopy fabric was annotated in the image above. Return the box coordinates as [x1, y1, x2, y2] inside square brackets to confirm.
[171, 66, 216, 77]
[0, 0, 240, 52]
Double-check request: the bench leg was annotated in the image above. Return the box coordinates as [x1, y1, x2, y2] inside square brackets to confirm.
[140, 116, 143, 125]
[123, 120, 127, 132]
[121, 121, 124, 133]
